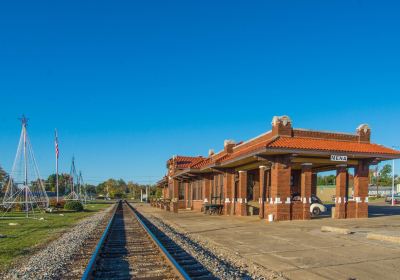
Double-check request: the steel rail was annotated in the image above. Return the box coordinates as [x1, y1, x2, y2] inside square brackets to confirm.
[125, 201, 191, 280]
[81, 201, 119, 280]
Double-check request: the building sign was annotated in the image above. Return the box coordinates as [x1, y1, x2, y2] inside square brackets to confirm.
[330, 155, 347, 162]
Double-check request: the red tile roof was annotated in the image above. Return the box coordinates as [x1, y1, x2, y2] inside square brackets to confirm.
[268, 137, 400, 155]
[191, 157, 213, 168]
[171, 135, 400, 172]
[174, 156, 204, 168]
[216, 137, 278, 164]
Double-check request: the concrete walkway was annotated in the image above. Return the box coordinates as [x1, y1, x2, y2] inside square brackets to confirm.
[136, 203, 400, 280]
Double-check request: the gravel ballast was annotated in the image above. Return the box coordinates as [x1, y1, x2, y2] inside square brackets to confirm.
[134, 205, 288, 280]
[0, 205, 114, 280]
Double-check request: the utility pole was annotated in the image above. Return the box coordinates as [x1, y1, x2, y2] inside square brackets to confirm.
[392, 159, 395, 206]
[22, 116, 28, 217]
[55, 129, 59, 203]
[392, 146, 399, 206]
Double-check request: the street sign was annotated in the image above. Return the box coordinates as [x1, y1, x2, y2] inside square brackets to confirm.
[330, 155, 347, 162]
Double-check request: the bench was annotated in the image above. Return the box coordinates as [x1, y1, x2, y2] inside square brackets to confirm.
[203, 203, 224, 215]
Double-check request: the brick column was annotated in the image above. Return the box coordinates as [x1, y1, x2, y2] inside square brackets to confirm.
[354, 160, 369, 218]
[270, 156, 291, 221]
[259, 166, 267, 219]
[238, 170, 247, 216]
[184, 182, 190, 209]
[311, 173, 317, 196]
[265, 169, 271, 218]
[163, 186, 168, 199]
[172, 179, 179, 199]
[334, 165, 348, 219]
[223, 171, 234, 215]
[301, 163, 312, 220]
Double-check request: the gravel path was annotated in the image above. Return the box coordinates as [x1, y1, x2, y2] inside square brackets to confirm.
[135, 205, 288, 280]
[0, 205, 114, 280]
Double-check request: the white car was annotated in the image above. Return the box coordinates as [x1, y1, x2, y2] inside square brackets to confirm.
[291, 193, 327, 216]
[310, 195, 327, 216]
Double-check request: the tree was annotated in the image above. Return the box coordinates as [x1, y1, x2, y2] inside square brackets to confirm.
[379, 164, 392, 186]
[97, 178, 127, 198]
[0, 165, 8, 194]
[45, 173, 72, 194]
[317, 174, 335, 186]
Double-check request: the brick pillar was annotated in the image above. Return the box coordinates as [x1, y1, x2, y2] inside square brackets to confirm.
[270, 156, 291, 221]
[259, 166, 267, 219]
[163, 186, 168, 199]
[354, 160, 369, 218]
[311, 173, 317, 196]
[223, 171, 234, 215]
[301, 163, 312, 220]
[184, 182, 190, 209]
[334, 165, 348, 219]
[172, 179, 179, 200]
[238, 170, 247, 216]
[265, 169, 271, 218]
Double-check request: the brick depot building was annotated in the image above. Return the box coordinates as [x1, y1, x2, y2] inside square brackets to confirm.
[156, 116, 400, 221]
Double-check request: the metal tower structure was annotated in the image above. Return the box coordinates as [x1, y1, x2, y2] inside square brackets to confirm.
[78, 171, 87, 204]
[2, 116, 49, 217]
[64, 156, 79, 200]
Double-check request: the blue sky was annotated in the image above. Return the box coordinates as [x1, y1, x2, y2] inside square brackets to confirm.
[0, 1, 399, 184]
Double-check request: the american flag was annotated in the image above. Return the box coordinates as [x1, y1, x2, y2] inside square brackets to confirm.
[55, 129, 59, 159]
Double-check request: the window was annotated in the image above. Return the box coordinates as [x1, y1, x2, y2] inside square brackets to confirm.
[247, 173, 255, 201]
[168, 182, 173, 199]
[211, 177, 215, 197]
[192, 180, 203, 200]
[178, 182, 185, 200]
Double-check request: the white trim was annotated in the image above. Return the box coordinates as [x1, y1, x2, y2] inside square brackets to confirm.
[275, 197, 282, 204]
[237, 198, 243, 203]
[364, 197, 369, 203]
[285, 197, 291, 204]
[204, 198, 208, 203]
[225, 198, 230, 203]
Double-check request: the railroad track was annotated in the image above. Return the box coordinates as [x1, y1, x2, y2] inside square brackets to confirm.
[82, 201, 215, 280]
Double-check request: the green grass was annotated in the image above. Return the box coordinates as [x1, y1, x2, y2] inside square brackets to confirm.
[368, 197, 386, 203]
[0, 200, 114, 272]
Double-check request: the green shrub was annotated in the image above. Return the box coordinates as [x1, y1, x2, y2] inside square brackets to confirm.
[64, 200, 84, 212]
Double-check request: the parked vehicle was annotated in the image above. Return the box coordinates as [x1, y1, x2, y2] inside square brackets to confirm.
[385, 193, 400, 204]
[291, 193, 327, 216]
[310, 195, 327, 216]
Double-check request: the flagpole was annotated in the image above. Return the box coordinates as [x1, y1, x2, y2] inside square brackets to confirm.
[55, 129, 59, 203]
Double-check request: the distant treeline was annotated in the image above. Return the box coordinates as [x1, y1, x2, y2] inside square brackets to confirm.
[0, 165, 158, 199]
[317, 164, 398, 186]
